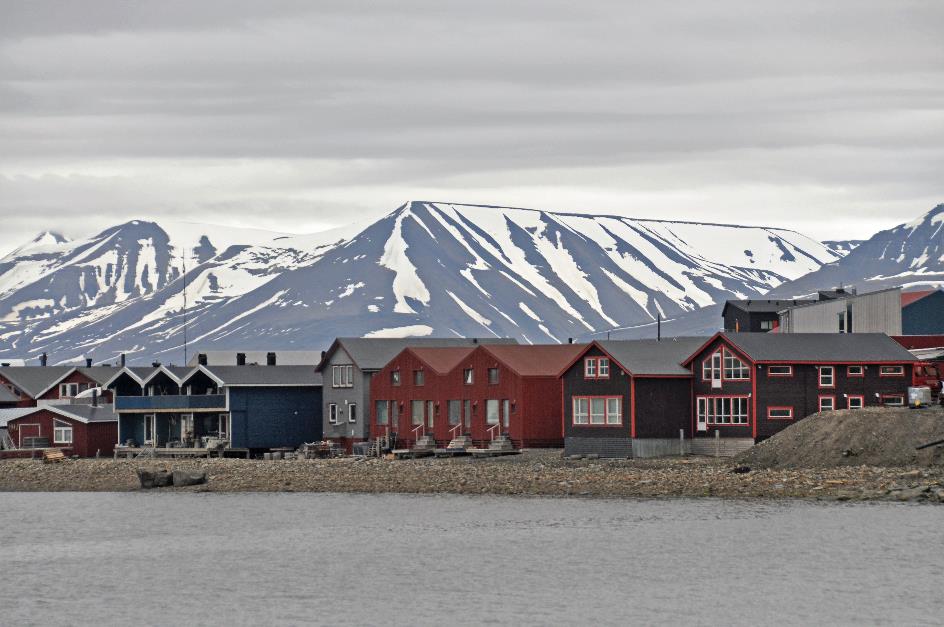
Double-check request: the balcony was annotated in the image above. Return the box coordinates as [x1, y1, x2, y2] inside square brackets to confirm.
[115, 394, 226, 412]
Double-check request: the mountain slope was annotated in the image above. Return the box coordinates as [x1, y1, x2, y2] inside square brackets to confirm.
[769, 203, 944, 298]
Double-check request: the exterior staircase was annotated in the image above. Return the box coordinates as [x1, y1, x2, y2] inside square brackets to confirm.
[689, 437, 754, 458]
[447, 435, 474, 450]
[488, 435, 516, 452]
[413, 435, 437, 451]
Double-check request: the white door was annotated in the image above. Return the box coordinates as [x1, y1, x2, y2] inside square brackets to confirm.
[144, 414, 156, 445]
[697, 398, 708, 432]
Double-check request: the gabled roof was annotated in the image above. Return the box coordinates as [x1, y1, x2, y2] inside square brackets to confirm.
[5, 404, 117, 425]
[0, 366, 74, 398]
[722, 299, 814, 316]
[901, 290, 939, 307]
[140, 365, 196, 386]
[103, 366, 154, 388]
[406, 347, 477, 375]
[689, 332, 916, 364]
[200, 365, 322, 387]
[315, 337, 518, 372]
[482, 344, 589, 377]
[77, 366, 122, 385]
[597, 338, 707, 376]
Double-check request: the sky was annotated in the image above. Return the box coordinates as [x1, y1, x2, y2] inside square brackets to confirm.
[1, 0, 942, 256]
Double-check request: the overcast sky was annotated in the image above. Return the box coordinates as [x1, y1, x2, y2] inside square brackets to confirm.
[1, 0, 942, 256]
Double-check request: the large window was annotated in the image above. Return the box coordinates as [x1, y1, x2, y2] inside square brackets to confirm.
[818, 366, 835, 388]
[818, 396, 835, 412]
[448, 400, 461, 425]
[375, 401, 389, 425]
[411, 400, 424, 425]
[488, 368, 499, 384]
[584, 358, 609, 379]
[723, 351, 750, 380]
[880, 365, 905, 377]
[59, 383, 88, 398]
[53, 419, 73, 444]
[572, 396, 622, 426]
[332, 365, 354, 388]
[697, 396, 749, 425]
[486, 400, 500, 425]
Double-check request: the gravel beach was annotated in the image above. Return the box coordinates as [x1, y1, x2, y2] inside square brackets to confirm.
[1, 451, 943, 502]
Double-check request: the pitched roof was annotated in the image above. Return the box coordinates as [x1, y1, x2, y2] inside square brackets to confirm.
[4, 404, 117, 425]
[723, 299, 813, 315]
[598, 338, 707, 376]
[901, 290, 938, 307]
[891, 335, 944, 350]
[720, 332, 915, 363]
[0, 366, 74, 398]
[200, 365, 322, 387]
[316, 337, 518, 372]
[407, 347, 477, 375]
[186, 350, 322, 366]
[77, 366, 121, 385]
[0, 407, 37, 427]
[0, 385, 19, 403]
[483, 343, 589, 376]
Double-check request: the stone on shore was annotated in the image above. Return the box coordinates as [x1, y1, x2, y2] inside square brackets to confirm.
[173, 470, 208, 487]
[137, 467, 173, 489]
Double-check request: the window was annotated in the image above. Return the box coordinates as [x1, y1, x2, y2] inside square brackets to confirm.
[759, 320, 775, 331]
[847, 365, 864, 377]
[376, 401, 389, 425]
[703, 351, 725, 382]
[448, 400, 461, 425]
[723, 351, 750, 380]
[348, 404, 357, 423]
[411, 401, 424, 426]
[332, 365, 354, 388]
[881, 394, 905, 407]
[463, 399, 472, 428]
[768, 365, 793, 377]
[818, 396, 835, 412]
[572, 396, 622, 426]
[767, 407, 793, 420]
[486, 400, 500, 425]
[413, 370, 425, 386]
[583, 357, 610, 379]
[53, 419, 72, 444]
[502, 399, 510, 428]
[59, 383, 80, 398]
[463, 368, 474, 385]
[818, 366, 835, 388]
[328, 403, 339, 424]
[391, 370, 401, 386]
[880, 365, 904, 377]
[702, 357, 713, 381]
[218, 414, 229, 439]
[696, 396, 749, 425]
[488, 368, 499, 384]
[573, 398, 589, 425]
[847, 395, 864, 410]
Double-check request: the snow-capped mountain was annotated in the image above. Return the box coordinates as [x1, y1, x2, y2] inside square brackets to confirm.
[769, 203, 944, 299]
[822, 240, 865, 256]
[0, 201, 840, 363]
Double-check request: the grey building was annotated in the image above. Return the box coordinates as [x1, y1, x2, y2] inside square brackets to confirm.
[315, 337, 517, 450]
[778, 287, 903, 335]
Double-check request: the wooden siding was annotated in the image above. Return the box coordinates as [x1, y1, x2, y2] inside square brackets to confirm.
[561, 345, 631, 441]
[690, 337, 754, 438]
[633, 377, 692, 439]
[7, 410, 116, 457]
[228, 386, 322, 450]
[37, 370, 113, 403]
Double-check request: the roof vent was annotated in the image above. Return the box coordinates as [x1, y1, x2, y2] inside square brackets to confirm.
[152, 361, 161, 368]
[198, 353, 208, 366]
[236, 353, 246, 366]
[267, 352, 277, 366]
[40, 352, 47, 367]
[568, 338, 573, 344]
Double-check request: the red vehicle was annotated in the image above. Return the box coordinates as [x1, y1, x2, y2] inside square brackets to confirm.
[913, 362, 944, 403]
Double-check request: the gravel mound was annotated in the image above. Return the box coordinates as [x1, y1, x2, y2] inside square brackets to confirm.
[738, 407, 944, 469]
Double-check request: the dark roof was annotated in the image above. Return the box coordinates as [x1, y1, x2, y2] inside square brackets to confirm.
[598, 338, 707, 376]
[722, 299, 814, 315]
[721, 332, 916, 363]
[408, 347, 477, 374]
[201, 365, 322, 387]
[186, 350, 322, 366]
[0, 385, 19, 403]
[892, 335, 944, 350]
[0, 366, 74, 397]
[0, 407, 37, 427]
[77, 366, 120, 385]
[483, 344, 589, 376]
[47, 403, 117, 423]
[317, 337, 518, 372]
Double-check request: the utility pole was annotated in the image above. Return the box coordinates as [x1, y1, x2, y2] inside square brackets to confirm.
[181, 246, 188, 366]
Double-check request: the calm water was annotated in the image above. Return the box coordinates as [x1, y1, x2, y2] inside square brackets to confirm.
[1, 493, 942, 626]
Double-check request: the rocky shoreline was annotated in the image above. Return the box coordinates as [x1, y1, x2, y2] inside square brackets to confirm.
[1, 451, 943, 502]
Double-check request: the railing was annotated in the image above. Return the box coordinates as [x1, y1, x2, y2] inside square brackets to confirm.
[412, 423, 425, 441]
[487, 423, 501, 441]
[449, 423, 463, 440]
[115, 394, 226, 412]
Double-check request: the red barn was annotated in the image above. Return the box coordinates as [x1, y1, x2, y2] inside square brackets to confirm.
[370, 343, 587, 448]
[6, 404, 117, 457]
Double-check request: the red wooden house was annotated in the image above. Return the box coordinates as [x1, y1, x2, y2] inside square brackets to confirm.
[370, 343, 588, 448]
[0, 366, 115, 407]
[6, 403, 117, 457]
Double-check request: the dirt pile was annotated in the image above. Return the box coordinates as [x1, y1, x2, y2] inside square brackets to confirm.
[738, 407, 944, 469]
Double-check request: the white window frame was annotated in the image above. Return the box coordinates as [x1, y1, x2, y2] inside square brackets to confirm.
[767, 407, 793, 420]
[218, 413, 230, 439]
[144, 414, 156, 445]
[573, 398, 589, 425]
[59, 383, 80, 398]
[328, 403, 338, 424]
[847, 396, 864, 410]
[463, 368, 474, 385]
[598, 358, 610, 378]
[53, 419, 73, 444]
[818, 396, 835, 412]
[818, 366, 835, 388]
[698, 396, 750, 425]
[348, 403, 357, 423]
[584, 358, 596, 379]
[881, 395, 905, 407]
[847, 365, 864, 377]
[572, 396, 622, 426]
[767, 365, 793, 377]
[879, 365, 904, 377]
[723, 350, 750, 380]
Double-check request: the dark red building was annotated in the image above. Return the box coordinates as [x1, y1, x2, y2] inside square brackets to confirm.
[370, 343, 587, 448]
[6, 403, 117, 457]
[0, 366, 115, 407]
[683, 332, 915, 446]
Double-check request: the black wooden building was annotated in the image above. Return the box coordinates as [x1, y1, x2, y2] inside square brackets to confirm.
[721, 299, 813, 333]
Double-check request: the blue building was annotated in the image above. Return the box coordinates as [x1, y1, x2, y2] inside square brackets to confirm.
[106, 363, 322, 454]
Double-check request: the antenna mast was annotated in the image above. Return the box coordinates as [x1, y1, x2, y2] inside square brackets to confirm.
[182, 246, 188, 365]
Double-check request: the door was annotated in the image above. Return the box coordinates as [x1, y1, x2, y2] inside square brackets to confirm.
[502, 399, 510, 430]
[180, 414, 194, 446]
[144, 414, 156, 445]
[427, 401, 435, 429]
[696, 398, 708, 432]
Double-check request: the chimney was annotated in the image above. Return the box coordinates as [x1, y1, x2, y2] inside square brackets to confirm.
[151, 361, 161, 368]
[236, 353, 246, 366]
[40, 352, 47, 367]
[320, 350, 326, 361]
[198, 353, 208, 366]
[85, 357, 93, 368]
[568, 338, 573, 344]
[0, 363, 8, 367]
[91, 389, 98, 408]
[267, 352, 277, 366]
[657, 314, 662, 341]
[473, 338, 478, 344]
[120, 353, 126, 367]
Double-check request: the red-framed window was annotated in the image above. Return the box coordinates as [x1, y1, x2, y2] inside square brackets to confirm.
[847, 395, 864, 409]
[846, 365, 864, 378]
[879, 365, 905, 377]
[702, 348, 749, 381]
[818, 366, 835, 388]
[767, 406, 794, 420]
[881, 394, 905, 406]
[767, 365, 793, 377]
[572, 396, 622, 426]
[583, 357, 610, 380]
[696, 395, 750, 426]
[818, 395, 836, 411]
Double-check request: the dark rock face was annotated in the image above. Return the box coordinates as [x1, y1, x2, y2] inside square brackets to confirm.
[172, 470, 208, 487]
[137, 467, 173, 489]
